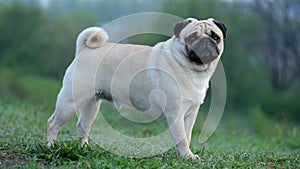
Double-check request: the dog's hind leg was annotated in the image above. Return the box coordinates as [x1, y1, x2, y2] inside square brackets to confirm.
[77, 98, 101, 146]
[47, 89, 85, 146]
[47, 104, 76, 146]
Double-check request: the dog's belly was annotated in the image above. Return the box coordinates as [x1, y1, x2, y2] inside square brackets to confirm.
[95, 68, 169, 117]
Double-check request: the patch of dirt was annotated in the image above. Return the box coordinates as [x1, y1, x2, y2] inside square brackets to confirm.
[0, 155, 29, 167]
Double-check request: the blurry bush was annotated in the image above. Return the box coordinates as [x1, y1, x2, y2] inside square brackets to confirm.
[0, 2, 97, 78]
[0, 2, 97, 105]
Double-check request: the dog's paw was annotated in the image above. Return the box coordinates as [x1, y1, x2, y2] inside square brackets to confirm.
[190, 154, 200, 160]
[80, 138, 89, 147]
[182, 152, 200, 160]
[47, 141, 54, 147]
[177, 148, 200, 160]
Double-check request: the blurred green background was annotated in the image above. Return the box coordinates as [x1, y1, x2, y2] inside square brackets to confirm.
[0, 0, 299, 131]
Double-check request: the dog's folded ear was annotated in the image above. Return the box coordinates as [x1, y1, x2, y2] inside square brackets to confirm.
[174, 19, 192, 38]
[212, 19, 227, 39]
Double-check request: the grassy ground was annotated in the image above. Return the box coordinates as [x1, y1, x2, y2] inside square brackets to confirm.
[0, 99, 299, 168]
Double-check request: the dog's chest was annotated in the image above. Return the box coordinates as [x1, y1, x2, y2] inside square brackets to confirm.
[181, 77, 209, 107]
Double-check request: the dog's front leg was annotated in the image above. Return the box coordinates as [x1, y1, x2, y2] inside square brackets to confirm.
[184, 107, 199, 146]
[166, 114, 199, 160]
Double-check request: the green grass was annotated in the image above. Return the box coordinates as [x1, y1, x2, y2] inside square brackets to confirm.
[0, 99, 299, 168]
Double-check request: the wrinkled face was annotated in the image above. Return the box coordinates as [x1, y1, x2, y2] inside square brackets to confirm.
[174, 18, 227, 71]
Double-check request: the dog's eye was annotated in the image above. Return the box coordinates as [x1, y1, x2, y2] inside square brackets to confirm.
[211, 31, 220, 42]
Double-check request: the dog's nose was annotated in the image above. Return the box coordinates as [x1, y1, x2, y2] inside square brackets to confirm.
[200, 38, 215, 49]
[202, 38, 211, 45]
[201, 49, 210, 58]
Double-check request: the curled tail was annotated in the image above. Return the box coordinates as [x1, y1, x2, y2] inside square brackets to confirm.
[76, 27, 109, 53]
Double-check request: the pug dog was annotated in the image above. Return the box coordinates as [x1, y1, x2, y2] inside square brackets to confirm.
[47, 17, 227, 160]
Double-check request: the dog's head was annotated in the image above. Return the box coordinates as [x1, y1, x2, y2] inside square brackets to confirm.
[174, 18, 227, 71]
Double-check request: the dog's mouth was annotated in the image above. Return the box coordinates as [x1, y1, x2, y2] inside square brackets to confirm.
[185, 45, 204, 65]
